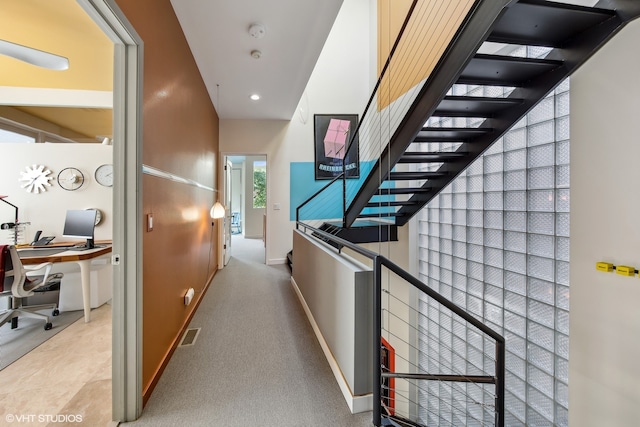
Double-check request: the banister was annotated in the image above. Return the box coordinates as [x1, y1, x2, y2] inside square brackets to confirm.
[296, 220, 505, 427]
[295, 172, 344, 225]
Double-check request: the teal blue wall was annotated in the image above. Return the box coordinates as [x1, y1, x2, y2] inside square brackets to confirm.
[290, 161, 394, 221]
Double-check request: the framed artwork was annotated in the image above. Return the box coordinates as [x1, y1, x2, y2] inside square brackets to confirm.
[314, 114, 360, 180]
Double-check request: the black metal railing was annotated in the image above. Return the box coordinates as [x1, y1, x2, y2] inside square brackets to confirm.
[297, 0, 486, 230]
[296, 222, 505, 426]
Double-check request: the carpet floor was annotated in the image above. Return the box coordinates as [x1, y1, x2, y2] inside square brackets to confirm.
[122, 236, 373, 426]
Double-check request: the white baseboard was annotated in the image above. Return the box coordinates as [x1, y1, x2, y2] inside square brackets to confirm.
[267, 257, 286, 265]
[290, 276, 372, 414]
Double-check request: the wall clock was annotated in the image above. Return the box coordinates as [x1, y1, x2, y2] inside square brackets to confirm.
[57, 167, 85, 191]
[95, 163, 113, 187]
[87, 208, 103, 225]
[19, 164, 53, 193]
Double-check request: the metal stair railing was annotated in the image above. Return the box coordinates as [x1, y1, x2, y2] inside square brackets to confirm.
[297, 0, 484, 232]
[296, 222, 505, 427]
[342, 0, 509, 228]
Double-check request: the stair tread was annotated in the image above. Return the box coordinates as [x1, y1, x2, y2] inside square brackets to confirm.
[399, 152, 467, 163]
[458, 54, 563, 87]
[376, 188, 431, 195]
[488, 0, 616, 47]
[358, 212, 404, 218]
[435, 95, 524, 117]
[388, 171, 447, 180]
[414, 127, 493, 142]
[366, 201, 418, 207]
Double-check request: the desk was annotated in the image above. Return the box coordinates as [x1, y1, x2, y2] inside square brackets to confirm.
[18, 245, 112, 323]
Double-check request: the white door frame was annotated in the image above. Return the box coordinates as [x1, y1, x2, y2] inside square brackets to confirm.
[77, 0, 143, 422]
[223, 158, 232, 265]
[218, 152, 267, 268]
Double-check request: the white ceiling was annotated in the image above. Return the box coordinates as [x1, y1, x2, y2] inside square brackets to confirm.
[170, 0, 344, 120]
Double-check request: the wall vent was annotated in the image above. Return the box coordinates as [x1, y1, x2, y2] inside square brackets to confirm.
[179, 328, 201, 347]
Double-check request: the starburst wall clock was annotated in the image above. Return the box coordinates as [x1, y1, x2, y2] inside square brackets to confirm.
[19, 164, 53, 193]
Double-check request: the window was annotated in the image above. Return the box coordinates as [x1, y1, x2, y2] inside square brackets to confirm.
[252, 161, 266, 208]
[0, 127, 35, 143]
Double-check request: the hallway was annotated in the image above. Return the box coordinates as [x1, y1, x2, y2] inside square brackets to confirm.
[124, 236, 372, 426]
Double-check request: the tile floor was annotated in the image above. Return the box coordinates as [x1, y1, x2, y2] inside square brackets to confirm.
[0, 304, 113, 427]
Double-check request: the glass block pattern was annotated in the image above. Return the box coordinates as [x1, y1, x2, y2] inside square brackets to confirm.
[416, 78, 570, 426]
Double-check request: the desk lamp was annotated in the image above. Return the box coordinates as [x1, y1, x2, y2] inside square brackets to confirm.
[0, 195, 19, 244]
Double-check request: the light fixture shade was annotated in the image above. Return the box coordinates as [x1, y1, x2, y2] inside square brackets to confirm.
[210, 202, 225, 219]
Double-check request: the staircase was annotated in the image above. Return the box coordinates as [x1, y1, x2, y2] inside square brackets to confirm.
[336, 0, 640, 231]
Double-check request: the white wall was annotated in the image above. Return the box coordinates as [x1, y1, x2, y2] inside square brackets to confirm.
[570, 19, 640, 427]
[0, 143, 113, 245]
[291, 230, 373, 413]
[220, 0, 373, 264]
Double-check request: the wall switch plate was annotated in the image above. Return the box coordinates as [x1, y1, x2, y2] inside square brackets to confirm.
[273, 203, 281, 210]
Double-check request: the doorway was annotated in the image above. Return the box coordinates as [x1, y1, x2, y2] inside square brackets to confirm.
[0, 0, 142, 423]
[222, 154, 266, 265]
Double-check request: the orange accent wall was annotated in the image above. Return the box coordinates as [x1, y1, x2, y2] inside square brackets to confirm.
[114, 0, 220, 402]
[377, 0, 475, 110]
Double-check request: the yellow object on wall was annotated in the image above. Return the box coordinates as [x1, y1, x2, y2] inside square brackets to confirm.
[596, 262, 614, 272]
[596, 261, 639, 277]
[616, 265, 636, 277]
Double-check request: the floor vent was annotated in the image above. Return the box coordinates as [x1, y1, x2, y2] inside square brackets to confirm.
[179, 328, 201, 347]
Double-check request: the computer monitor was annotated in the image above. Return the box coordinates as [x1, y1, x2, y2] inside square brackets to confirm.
[62, 209, 97, 249]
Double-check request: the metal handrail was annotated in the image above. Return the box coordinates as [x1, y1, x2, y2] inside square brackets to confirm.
[338, 0, 420, 228]
[296, 0, 421, 230]
[296, 221, 505, 427]
[295, 172, 344, 223]
[382, 372, 496, 384]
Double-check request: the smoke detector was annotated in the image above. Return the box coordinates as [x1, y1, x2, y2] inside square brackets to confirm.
[250, 49, 262, 59]
[248, 23, 266, 39]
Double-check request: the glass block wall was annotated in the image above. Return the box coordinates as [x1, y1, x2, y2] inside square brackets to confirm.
[415, 74, 570, 426]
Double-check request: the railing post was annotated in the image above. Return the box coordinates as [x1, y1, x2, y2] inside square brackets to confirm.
[373, 255, 382, 426]
[342, 160, 347, 228]
[495, 338, 505, 427]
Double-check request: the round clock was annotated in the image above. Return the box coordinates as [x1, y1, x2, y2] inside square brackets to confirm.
[57, 167, 85, 191]
[19, 164, 53, 193]
[87, 208, 103, 225]
[95, 164, 113, 187]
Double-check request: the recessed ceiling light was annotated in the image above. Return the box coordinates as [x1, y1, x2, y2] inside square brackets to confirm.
[250, 94, 260, 101]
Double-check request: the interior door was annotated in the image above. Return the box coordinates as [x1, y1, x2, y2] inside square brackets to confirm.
[224, 159, 232, 265]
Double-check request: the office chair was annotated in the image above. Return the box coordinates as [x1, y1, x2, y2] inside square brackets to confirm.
[231, 212, 241, 234]
[0, 245, 60, 331]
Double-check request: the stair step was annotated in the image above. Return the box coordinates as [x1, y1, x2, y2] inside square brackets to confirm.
[316, 221, 399, 244]
[366, 201, 418, 208]
[376, 188, 431, 195]
[358, 212, 404, 219]
[398, 152, 467, 163]
[434, 96, 524, 118]
[488, 0, 616, 48]
[458, 54, 563, 87]
[414, 127, 493, 142]
[388, 171, 447, 181]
